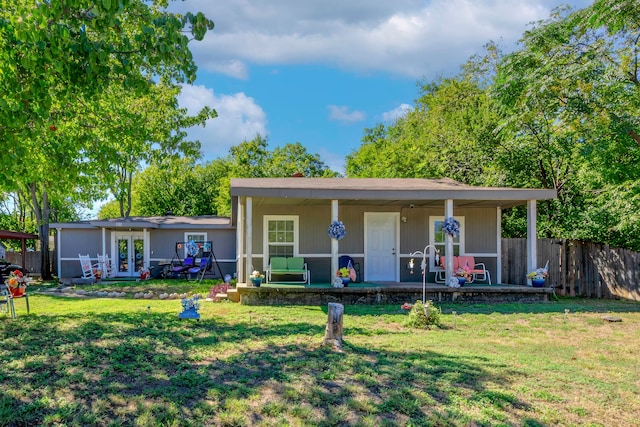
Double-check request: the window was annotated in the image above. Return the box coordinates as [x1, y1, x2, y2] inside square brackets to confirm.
[429, 216, 465, 270]
[264, 216, 298, 261]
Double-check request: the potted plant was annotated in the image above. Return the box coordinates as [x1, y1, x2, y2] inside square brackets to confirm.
[455, 265, 470, 286]
[336, 267, 351, 286]
[527, 268, 548, 287]
[5, 269, 29, 297]
[250, 270, 265, 287]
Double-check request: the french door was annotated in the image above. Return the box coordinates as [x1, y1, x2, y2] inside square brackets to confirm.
[113, 232, 145, 277]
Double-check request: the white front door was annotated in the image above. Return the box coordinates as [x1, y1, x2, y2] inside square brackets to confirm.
[112, 232, 145, 277]
[364, 212, 399, 282]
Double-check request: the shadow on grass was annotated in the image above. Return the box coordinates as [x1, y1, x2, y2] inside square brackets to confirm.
[0, 309, 546, 427]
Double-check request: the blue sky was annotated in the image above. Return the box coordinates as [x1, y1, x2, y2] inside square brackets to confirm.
[172, 0, 592, 173]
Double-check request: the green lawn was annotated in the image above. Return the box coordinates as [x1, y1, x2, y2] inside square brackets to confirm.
[2, 282, 639, 426]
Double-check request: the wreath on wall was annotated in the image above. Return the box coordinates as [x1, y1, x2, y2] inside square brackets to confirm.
[442, 217, 461, 238]
[186, 240, 199, 257]
[328, 220, 346, 240]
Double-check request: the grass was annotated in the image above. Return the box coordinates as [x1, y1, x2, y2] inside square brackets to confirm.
[1, 281, 639, 426]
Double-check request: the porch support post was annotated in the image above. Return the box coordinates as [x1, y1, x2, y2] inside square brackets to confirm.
[56, 228, 62, 279]
[331, 200, 339, 280]
[101, 227, 106, 260]
[236, 197, 245, 282]
[444, 199, 454, 285]
[496, 205, 502, 284]
[527, 199, 537, 285]
[245, 196, 253, 284]
[143, 228, 149, 269]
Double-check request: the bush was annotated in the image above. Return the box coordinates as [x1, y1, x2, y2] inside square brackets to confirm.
[209, 283, 232, 301]
[404, 300, 441, 329]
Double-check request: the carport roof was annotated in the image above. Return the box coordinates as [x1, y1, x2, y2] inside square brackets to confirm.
[0, 230, 38, 239]
[230, 177, 557, 208]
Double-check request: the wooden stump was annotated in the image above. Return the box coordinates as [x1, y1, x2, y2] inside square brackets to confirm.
[323, 302, 344, 350]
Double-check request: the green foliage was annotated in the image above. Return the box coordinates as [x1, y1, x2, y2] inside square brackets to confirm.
[0, 0, 214, 276]
[404, 300, 441, 329]
[132, 157, 229, 217]
[346, 74, 500, 185]
[345, 4, 640, 250]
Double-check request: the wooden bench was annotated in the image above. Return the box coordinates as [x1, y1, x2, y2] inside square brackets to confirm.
[266, 257, 310, 284]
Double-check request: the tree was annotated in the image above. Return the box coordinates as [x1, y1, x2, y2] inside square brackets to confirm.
[0, 0, 214, 279]
[492, 4, 640, 240]
[130, 157, 230, 217]
[346, 76, 499, 185]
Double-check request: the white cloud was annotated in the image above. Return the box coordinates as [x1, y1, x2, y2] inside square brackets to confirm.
[382, 103, 412, 122]
[174, 0, 591, 79]
[328, 105, 366, 124]
[178, 85, 268, 159]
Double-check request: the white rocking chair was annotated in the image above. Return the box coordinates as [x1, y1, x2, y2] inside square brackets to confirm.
[97, 254, 115, 278]
[79, 254, 99, 280]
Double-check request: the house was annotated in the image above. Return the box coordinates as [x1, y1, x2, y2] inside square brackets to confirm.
[52, 178, 556, 285]
[230, 177, 556, 285]
[51, 216, 236, 281]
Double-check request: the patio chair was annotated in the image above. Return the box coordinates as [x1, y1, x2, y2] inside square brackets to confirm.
[189, 253, 212, 284]
[0, 283, 16, 319]
[172, 256, 197, 279]
[97, 254, 115, 278]
[79, 254, 99, 281]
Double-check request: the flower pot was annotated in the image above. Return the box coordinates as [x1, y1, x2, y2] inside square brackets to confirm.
[341, 278, 350, 287]
[457, 277, 467, 286]
[9, 286, 26, 297]
[251, 278, 263, 287]
[531, 278, 546, 288]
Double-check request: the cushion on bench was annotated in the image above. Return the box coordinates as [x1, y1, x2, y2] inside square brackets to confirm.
[286, 257, 306, 272]
[270, 257, 288, 272]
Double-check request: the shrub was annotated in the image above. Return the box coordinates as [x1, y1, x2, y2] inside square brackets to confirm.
[404, 300, 441, 329]
[209, 283, 232, 301]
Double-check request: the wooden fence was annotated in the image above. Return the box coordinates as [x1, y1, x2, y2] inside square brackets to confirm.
[4, 251, 57, 277]
[502, 238, 640, 301]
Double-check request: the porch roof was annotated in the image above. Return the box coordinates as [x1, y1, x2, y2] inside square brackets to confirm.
[50, 215, 232, 230]
[230, 178, 556, 208]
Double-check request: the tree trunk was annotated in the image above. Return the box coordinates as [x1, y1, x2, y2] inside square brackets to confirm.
[322, 302, 344, 350]
[28, 182, 53, 280]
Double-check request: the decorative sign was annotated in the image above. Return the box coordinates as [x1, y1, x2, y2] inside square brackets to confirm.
[178, 295, 201, 321]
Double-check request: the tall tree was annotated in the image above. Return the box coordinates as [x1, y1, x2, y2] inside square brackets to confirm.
[0, 0, 214, 278]
[346, 76, 499, 185]
[492, 4, 640, 242]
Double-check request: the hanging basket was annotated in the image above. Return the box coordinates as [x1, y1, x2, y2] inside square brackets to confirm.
[327, 220, 346, 240]
[442, 217, 461, 237]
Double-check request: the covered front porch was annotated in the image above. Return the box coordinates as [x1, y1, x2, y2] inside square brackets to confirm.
[231, 178, 557, 291]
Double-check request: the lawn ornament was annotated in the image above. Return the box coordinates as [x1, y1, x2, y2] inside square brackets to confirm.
[179, 295, 200, 321]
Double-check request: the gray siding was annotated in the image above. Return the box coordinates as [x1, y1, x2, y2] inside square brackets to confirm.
[249, 203, 498, 283]
[57, 226, 236, 279]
